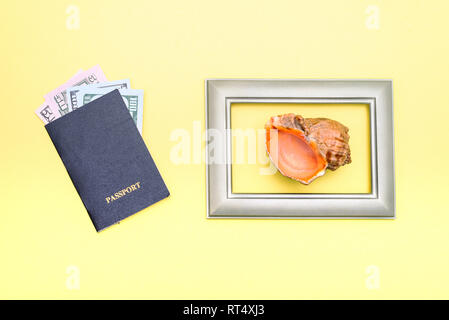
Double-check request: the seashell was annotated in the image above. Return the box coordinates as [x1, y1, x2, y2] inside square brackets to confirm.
[265, 113, 351, 184]
[265, 114, 327, 184]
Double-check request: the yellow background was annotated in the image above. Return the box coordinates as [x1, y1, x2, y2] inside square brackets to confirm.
[231, 103, 372, 193]
[0, 0, 448, 299]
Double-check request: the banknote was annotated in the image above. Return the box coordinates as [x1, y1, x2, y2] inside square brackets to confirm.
[75, 88, 144, 133]
[35, 101, 60, 124]
[43, 65, 107, 116]
[66, 79, 131, 111]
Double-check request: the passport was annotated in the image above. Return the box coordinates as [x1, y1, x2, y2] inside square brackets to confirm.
[45, 89, 170, 231]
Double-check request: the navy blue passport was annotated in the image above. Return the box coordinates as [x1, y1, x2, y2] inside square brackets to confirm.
[45, 89, 169, 231]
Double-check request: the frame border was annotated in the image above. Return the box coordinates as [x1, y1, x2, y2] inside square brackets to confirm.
[205, 79, 395, 219]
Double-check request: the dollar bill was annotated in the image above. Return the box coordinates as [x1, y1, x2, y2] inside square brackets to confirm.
[35, 101, 60, 124]
[43, 65, 107, 116]
[76, 88, 144, 133]
[66, 79, 131, 111]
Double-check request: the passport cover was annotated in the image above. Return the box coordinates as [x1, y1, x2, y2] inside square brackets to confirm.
[45, 89, 170, 231]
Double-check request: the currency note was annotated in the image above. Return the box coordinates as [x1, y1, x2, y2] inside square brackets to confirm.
[76, 88, 144, 133]
[43, 65, 107, 116]
[66, 79, 130, 111]
[35, 101, 60, 124]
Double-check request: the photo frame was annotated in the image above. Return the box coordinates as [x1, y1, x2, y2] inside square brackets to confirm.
[205, 79, 395, 218]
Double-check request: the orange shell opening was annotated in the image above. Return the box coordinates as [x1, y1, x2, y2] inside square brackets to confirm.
[266, 126, 327, 184]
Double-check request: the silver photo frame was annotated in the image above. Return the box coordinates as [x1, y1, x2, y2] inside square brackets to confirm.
[205, 79, 395, 219]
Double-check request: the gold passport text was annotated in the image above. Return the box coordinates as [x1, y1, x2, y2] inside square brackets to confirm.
[106, 182, 141, 204]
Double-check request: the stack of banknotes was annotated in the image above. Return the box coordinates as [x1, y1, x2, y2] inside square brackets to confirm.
[35, 65, 143, 133]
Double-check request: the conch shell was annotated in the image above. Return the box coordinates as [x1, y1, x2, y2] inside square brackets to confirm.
[265, 113, 351, 184]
